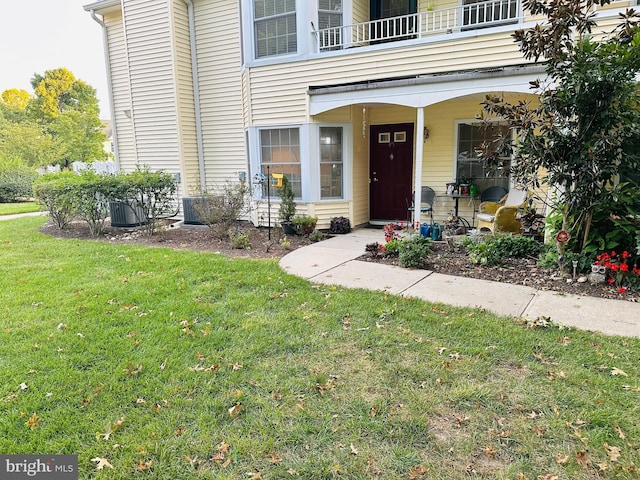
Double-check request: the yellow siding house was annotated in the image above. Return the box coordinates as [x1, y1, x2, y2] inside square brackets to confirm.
[83, 0, 635, 229]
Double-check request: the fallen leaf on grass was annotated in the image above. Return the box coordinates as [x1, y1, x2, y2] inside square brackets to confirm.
[350, 444, 359, 456]
[268, 452, 282, 464]
[555, 454, 569, 464]
[123, 362, 143, 376]
[604, 443, 621, 462]
[25, 412, 40, 430]
[575, 450, 590, 466]
[611, 367, 628, 377]
[91, 457, 113, 470]
[136, 459, 154, 471]
[614, 424, 626, 440]
[408, 465, 428, 479]
[228, 403, 242, 416]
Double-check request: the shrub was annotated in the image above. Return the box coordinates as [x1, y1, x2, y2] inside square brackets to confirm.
[123, 167, 177, 236]
[329, 216, 351, 234]
[365, 242, 385, 258]
[32, 171, 77, 229]
[229, 229, 251, 250]
[464, 234, 545, 266]
[398, 235, 431, 269]
[192, 179, 251, 240]
[292, 215, 317, 235]
[277, 176, 296, 224]
[309, 230, 324, 243]
[67, 170, 116, 237]
[383, 239, 401, 257]
[0, 166, 38, 202]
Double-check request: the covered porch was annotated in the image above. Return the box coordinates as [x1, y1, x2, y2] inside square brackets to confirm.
[309, 64, 544, 227]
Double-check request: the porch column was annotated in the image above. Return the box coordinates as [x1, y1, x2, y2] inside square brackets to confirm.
[413, 106, 425, 226]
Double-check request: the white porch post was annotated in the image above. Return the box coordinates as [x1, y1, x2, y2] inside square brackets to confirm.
[413, 107, 425, 226]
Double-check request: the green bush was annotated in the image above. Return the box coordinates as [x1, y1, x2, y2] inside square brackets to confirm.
[464, 234, 545, 266]
[67, 170, 117, 237]
[0, 167, 38, 202]
[121, 167, 177, 236]
[229, 229, 251, 250]
[192, 179, 251, 241]
[398, 235, 431, 269]
[383, 239, 401, 257]
[33, 168, 177, 237]
[32, 171, 78, 229]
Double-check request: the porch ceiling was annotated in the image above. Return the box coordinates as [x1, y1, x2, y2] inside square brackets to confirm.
[308, 64, 546, 115]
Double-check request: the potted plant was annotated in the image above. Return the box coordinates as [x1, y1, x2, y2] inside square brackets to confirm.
[277, 175, 297, 235]
[292, 214, 317, 235]
[458, 176, 473, 196]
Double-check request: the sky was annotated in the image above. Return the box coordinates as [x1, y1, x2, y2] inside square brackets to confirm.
[0, 0, 110, 119]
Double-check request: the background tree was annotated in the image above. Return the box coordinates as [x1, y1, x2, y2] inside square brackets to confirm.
[29, 67, 108, 168]
[480, 0, 640, 256]
[0, 120, 63, 168]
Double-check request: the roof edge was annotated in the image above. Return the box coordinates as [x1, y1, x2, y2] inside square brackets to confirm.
[308, 63, 546, 96]
[83, 0, 121, 14]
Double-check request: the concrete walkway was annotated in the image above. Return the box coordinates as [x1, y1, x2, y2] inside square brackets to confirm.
[0, 211, 46, 221]
[280, 228, 640, 338]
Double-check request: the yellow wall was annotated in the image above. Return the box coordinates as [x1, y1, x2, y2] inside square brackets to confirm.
[314, 93, 541, 226]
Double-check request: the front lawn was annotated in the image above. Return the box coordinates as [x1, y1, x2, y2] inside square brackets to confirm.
[0, 201, 42, 216]
[1, 217, 638, 479]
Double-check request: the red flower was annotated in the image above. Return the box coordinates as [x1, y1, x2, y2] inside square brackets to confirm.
[607, 278, 615, 284]
[619, 263, 629, 272]
[618, 287, 627, 294]
[622, 251, 630, 259]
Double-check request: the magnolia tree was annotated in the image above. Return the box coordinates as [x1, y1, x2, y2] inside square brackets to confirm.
[479, 0, 640, 257]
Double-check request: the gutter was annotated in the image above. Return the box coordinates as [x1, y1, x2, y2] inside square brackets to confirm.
[182, 0, 206, 192]
[88, 8, 120, 171]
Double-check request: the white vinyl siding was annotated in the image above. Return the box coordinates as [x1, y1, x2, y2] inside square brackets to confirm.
[122, 0, 180, 172]
[248, 31, 525, 124]
[194, 0, 246, 184]
[172, 0, 199, 192]
[104, 10, 137, 170]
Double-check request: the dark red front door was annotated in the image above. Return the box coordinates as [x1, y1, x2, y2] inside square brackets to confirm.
[370, 123, 414, 221]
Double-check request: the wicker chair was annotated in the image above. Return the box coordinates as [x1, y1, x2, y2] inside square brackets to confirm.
[476, 188, 527, 233]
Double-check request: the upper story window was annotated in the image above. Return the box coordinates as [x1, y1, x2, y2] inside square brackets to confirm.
[318, 0, 343, 50]
[254, 0, 297, 58]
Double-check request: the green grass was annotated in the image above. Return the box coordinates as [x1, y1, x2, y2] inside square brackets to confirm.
[0, 201, 42, 216]
[1, 216, 639, 479]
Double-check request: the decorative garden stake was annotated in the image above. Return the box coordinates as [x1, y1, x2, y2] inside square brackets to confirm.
[555, 230, 571, 276]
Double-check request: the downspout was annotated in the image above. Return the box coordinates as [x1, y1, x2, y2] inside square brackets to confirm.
[89, 9, 120, 171]
[182, 0, 207, 192]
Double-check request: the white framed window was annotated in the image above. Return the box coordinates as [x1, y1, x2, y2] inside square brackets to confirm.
[319, 126, 343, 199]
[260, 127, 301, 197]
[318, 0, 343, 49]
[254, 0, 297, 58]
[456, 121, 511, 191]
